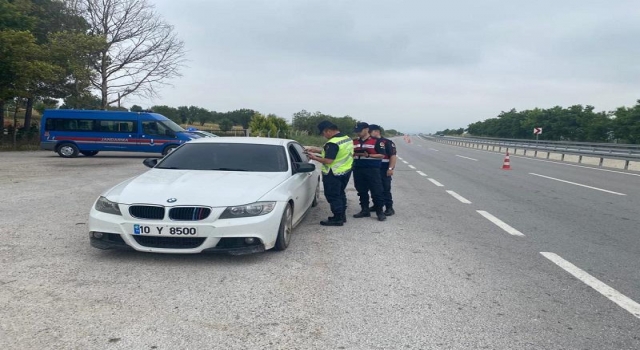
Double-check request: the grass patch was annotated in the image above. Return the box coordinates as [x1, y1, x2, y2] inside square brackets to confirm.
[288, 135, 327, 147]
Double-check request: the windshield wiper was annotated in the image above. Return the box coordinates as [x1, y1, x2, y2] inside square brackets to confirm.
[209, 167, 248, 171]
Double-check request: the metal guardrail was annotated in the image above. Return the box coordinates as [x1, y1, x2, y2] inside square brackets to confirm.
[420, 135, 640, 170]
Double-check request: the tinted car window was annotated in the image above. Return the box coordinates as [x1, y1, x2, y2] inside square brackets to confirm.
[291, 143, 309, 162]
[156, 143, 288, 172]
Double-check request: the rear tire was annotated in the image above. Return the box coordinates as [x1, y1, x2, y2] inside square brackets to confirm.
[57, 143, 79, 158]
[80, 151, 99, 157]
[274, 204, 293, 251]
[162, 145, 178, 156]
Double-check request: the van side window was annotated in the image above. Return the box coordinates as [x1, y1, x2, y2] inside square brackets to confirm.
[98, 120, 136, 133]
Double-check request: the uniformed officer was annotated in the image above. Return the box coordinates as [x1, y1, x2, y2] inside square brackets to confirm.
[368, 124, 397, 216]
[306, 121, 354, 226]
[352, 122, 386, 221]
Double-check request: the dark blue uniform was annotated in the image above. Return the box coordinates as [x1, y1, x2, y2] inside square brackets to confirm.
[352, 136, 386, 213]
[378, 137, 396, 209]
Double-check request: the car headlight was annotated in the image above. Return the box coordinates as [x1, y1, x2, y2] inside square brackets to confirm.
[95, 196, 122, 216]
[219, 202, 276, 219]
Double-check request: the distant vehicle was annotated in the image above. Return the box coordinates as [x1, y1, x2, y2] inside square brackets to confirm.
[40, 109, 207, 158]
[89, 137, 321, 254]
[186, 128, 219, 138]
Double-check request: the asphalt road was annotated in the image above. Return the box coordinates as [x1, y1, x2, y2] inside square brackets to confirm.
[1, 145, 639, 349]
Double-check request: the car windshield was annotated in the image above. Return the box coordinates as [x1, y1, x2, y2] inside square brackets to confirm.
[156, 143, 288, 172]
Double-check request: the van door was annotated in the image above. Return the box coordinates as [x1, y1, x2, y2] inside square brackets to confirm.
[139, 120, 179, 154]
[95, 119, 139, 151]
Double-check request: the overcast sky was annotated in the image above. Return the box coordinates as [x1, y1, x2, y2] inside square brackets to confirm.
[133, 0, 640, 133]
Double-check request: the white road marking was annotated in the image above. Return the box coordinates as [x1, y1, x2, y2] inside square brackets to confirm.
[418, 145, 423, 147]
[476, 210, 525, 237]
[429, 148, 439, 151]
[541, 252, 640, 319]
[417, 171, 428, 176]
[398, 157, 403, 160]
[402, 160, 409, 164]
[408, 165, 416, 169]
[446, 190, 471, 204]
[428, 178, 444, 187]
[456, 155, 478, 161]
[529, 173, 626, 196]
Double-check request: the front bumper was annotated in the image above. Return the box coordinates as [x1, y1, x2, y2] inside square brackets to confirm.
[88, 202, 284, 254]
[90, 233, 265, 255]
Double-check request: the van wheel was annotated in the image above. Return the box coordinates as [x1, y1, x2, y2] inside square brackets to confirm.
[57, 143, 79, 158]
[162, 145, 177, 156]
[80, 151, 99, 157]
[273, 204, 293, 251]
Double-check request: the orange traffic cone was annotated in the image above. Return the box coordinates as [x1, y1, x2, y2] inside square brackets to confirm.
[502, 151, 511, 170]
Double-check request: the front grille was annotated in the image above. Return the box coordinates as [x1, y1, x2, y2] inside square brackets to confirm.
[169, 207, 212, 221]
[129, 205, 165, 220]
[133, 236, 206, 249]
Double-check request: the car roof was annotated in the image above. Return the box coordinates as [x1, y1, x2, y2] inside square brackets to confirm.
[187, 137, 295, 146]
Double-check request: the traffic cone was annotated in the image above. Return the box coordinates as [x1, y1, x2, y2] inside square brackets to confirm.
[502, 151, 511, 170]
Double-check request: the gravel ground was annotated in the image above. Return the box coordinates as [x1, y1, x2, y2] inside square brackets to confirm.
[2, 150, 639, 350]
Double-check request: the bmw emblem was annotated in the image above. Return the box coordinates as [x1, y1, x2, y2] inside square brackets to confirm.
[167, 198, 177, 203]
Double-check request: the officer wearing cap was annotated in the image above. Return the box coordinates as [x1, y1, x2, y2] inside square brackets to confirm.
[352, 122, 386, 221]
[306, 121, 354, 226]
[368, 124, 397, 216]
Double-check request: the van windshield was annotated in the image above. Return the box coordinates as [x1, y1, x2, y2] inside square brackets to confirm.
[161, 119, 185, 132]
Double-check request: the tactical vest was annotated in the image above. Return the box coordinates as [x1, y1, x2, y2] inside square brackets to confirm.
[321, 135, 353, 175]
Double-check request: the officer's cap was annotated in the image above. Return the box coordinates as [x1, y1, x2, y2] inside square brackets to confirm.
[369, 124, 382, 132]
[317, 120, 337, 134]
[353, 122, 369, 132]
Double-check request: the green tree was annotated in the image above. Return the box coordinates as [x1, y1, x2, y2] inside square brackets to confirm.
[130, 105, 143, 112]
[150, 105, 179, 123]
[219, 118, 233, 132]
[249, 113, 276, 136]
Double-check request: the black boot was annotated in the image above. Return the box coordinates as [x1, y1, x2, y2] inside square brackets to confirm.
[376, 208, 387, 221]
[327, 213, 347, 223]
[353, 208, 371, 218]
[320, 214, 344, 226]
[384, 206, 395, 216]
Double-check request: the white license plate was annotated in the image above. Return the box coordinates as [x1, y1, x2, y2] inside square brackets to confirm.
[132, 224, 198, 236]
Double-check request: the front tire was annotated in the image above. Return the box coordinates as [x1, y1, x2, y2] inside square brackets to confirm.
[162, 145, 178, 156]
[274, 203, 293, 251]
[80, 151, 99, 157]
[57, 143, 79, 158]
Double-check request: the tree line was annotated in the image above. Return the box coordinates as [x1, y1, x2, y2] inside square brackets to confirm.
[292, 110, 403, 137]
[1, 0, 184, 142]
[436, 101, 640, 144]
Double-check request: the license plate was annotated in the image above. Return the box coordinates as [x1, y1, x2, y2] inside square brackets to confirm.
[133, 224, 198, 236]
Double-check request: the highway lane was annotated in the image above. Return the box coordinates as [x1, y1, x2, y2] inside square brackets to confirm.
[1, 150, 639, 349]
[395, 136, 640, 312]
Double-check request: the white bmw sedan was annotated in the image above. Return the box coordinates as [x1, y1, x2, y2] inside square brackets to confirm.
[89, 137, 321, 255]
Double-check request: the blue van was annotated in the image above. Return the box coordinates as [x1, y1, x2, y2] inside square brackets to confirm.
[40, 110, 205, 157]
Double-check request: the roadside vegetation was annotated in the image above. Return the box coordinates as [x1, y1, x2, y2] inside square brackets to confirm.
[436, 102, 640, 143]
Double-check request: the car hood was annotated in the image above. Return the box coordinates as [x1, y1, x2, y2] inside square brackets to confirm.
[104, 169, 289, 207]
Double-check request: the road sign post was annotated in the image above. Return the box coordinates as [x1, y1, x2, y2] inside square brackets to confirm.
[533, 127, 542, 145]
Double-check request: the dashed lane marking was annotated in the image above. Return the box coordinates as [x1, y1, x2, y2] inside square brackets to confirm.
[446, 190, 471, 204]
[476, 210, 525, 237]
[529, 173, 626, 196]
[541, 252, 640, 319]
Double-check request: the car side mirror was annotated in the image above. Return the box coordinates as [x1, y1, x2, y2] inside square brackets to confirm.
[294, 162, 315, 173]
[143, 158, 159, 168]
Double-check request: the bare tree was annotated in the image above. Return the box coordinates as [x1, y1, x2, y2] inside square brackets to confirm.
[79, 0, 185, 109]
